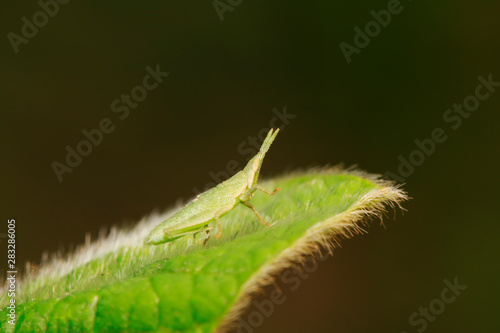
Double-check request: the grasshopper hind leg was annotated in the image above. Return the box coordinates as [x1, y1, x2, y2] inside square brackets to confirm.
[193, 225, 214, 246]
[213, 204, 236, 239]
[202, 229, 211, 246]
[215, 216, 223, 239]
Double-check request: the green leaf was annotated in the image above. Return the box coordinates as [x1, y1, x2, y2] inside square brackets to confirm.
[0, 168, 407, 333]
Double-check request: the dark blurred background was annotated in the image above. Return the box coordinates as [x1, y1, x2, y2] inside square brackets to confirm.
[1, 0, 499, 332]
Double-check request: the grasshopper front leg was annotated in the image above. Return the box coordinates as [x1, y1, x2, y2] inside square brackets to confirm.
[256, 186, 281, 196]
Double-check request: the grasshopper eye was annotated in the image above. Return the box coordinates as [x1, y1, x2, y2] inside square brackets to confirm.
[252, 158, 260, 172]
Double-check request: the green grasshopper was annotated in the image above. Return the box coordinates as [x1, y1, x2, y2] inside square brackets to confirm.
[145, 128, 280, 245]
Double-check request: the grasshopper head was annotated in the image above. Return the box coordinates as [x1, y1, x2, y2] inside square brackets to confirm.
[243, 128, 279, 187]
